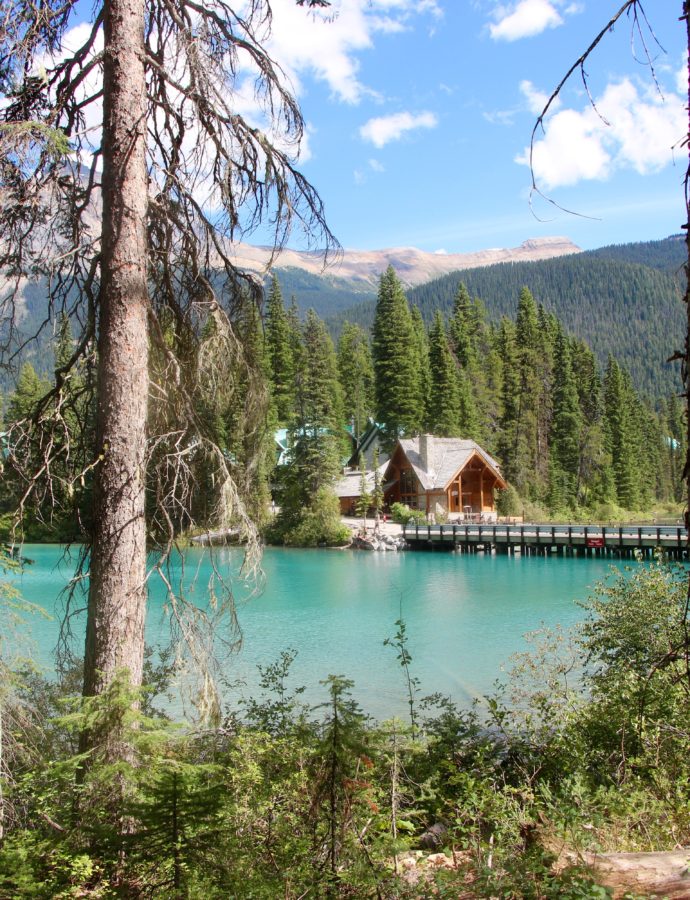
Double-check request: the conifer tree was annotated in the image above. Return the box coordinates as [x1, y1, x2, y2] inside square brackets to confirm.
[225, 303, 274, 525]
[2, 364, 53, 529]
[356, 456, 371, 527]
[292, 309, 344, 496]
[549, 330, 582, 508]
[456, 362, 481, 441]
[337, 323, 375, 439]
[603, 357, 639, 509]
[51, 314, 95, 532]
[6, 363, 50, 424]
[427, 312, 460, 436]
[265, 276, 295, 426]
[631, 396, 663, 509]
[570, 340, 611, 505]
[410, 306, 430, 432]
[512, 287, 543, 496]
[271, 310, 348, 546]
[448, 285, 484, 441]
[481, 324, 504, 453]
[535, 304, 557, 486]
[372, 267, 422, 448]
[371, 446, 384, 526]
[448, 283, 478, 370]
[496, 318, 521, 486]
[663, 394, 685, 501]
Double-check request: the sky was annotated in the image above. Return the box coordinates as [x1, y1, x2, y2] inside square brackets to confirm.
[51, 1, 687, 256]
[252, 0, 687, 254]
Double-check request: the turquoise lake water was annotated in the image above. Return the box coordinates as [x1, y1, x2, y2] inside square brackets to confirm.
[10, 545, 628, 719]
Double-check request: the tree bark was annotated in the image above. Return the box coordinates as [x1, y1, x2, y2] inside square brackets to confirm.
[82, 0, 149, 712]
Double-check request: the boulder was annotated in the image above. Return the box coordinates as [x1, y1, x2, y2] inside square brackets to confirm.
[419, 822, 448, 850]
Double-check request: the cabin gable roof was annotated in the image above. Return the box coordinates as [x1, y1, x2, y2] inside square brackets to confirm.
[395, 435, 506, 491]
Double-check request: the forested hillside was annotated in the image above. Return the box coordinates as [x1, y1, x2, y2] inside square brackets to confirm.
[588, 234, 686, 273]
[328, 237, 685, 399]
[4, 237, 683, 399]
[262, 267, 376, 318]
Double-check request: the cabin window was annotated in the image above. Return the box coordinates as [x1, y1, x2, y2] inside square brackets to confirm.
[400, 467, 417, 506]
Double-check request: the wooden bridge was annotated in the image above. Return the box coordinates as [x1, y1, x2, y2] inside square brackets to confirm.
[402, 522, 688, 558]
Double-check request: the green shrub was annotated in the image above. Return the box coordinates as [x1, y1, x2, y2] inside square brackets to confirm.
[496, 485, 521, 518]
[390, 502, 425, 525]
[267, 487, 350, 547]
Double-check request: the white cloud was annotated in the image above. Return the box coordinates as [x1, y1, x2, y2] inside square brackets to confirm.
[519, 79, 560, 116]
[489, 0, 563, 42]
[483, 81, 559, 127]
[516, 78, 686, 190]
[266, 0, 443, 104]
[359, 111, 438, 148]
[369, 158, 385, 172]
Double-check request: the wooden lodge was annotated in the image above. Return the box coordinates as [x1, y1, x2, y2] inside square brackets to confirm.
[383, 434, 507, 521]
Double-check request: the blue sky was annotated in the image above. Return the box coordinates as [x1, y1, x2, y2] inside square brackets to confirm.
[259, 0, 686, 254]
[55, 1, 686, 255]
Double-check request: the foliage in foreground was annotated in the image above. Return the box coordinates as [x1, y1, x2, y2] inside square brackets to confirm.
[0, 559, 689, 897]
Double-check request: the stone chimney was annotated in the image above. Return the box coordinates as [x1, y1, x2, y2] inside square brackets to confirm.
[419, 433, 434, 473]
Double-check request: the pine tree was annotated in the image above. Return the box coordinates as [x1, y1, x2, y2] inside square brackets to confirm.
[456, 361, 481, 440]
[570, 339, 611, 506]
[512, 288, 542, 496]
[337, 323, 375, 439]
[372, 267, 422, 448]
[265, 275, 295, 426]
[496, 318, 521, 486]
[355, 456, 371, 526]
[535, 304, 556, 486]
[5, 363, 50, 424]
[225, 303, 275, 524]
[448, 282, 477, 370]
[448, 285, 484, 441]
[663, 393, 685, 501]
[603, 357, 639, 510]
[410, 306, 430, 432]
[371, 446, 384, 526]
[630, 395, 663, 510]
[427, 312, 460, 436]
[481, 324, 504, 454]
[549, 330, 582, 509]
[292, 310, 344, 497]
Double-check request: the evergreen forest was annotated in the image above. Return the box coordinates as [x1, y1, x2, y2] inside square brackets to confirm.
[2, 264, 684, 547]
[0, 177, 687, 900]
[2, 0, 690, 894]
[327, 236, 685, 400]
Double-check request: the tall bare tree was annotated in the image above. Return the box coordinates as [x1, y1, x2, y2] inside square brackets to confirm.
[0, 0, 336, 745]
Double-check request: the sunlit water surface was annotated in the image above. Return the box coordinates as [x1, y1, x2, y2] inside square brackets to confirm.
[12, 544, 627, 719]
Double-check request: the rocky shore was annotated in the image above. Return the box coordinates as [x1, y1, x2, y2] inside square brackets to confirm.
[342, 518, 408, 551]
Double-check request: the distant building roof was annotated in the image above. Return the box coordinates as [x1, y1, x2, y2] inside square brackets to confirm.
[334, 462, 388, 499]
[346, 418, 387, 469]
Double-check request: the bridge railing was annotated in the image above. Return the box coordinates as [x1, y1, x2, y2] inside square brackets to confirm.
[402, 522, 688, 548]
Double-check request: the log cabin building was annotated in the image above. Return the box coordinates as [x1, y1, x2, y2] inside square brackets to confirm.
[383, 434, 507, 521]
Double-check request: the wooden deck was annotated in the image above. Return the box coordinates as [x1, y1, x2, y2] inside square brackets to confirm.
[402, 522, 688, 558]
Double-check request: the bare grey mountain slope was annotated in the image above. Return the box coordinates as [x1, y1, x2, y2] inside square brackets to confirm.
[228, 236, 581, 288]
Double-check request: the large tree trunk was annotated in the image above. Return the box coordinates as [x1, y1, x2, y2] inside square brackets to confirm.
[82, 0, 149, 721]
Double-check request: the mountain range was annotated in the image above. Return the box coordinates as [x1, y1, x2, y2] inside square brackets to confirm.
[231, 235, 580, 289]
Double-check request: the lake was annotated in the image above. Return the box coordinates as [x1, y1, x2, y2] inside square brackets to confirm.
[9, 544, 627, 719]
